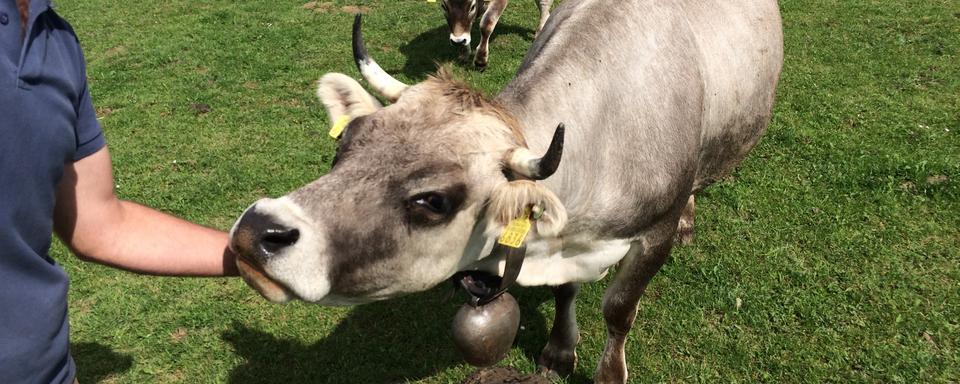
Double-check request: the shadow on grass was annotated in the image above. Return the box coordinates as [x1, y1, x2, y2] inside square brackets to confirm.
[72, 342, 133, 383]
[398, 23, 536, 79]
[223, 284, 593, 383]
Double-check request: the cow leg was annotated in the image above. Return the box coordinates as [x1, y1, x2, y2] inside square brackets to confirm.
[595, 222, 676, 384]
[675, 194, 695, 245]
[537, 282, 580, 378]
[534, 0, 552, 36]
[474, 0, 509, 70]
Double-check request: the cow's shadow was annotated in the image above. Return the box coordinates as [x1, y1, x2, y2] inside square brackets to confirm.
[398, 23, 536, 79]
[224, 285, 570, 383]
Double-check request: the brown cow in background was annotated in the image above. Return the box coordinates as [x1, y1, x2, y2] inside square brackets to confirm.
[439, 0, 552, 69]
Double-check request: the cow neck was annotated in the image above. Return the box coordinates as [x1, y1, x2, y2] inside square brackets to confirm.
[454, 242, 526, 307]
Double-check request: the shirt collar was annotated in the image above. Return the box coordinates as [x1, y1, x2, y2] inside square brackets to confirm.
[20, 0, 51, 38]
[28, 0, 52, 20]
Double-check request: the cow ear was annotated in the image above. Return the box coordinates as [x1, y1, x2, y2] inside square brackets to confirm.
[485, 180, 567, 238]
[317, 73, 382, 125]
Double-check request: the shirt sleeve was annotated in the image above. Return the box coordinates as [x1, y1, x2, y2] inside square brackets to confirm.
[73, 79, 106, 161]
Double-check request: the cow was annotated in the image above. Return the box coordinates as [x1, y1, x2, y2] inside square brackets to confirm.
[438, 0, 553, 69]
[229, 0, 783, 382]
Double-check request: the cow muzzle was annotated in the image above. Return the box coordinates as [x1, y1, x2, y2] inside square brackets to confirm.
[449, 33, 471, 47]
[230, 208, 300, 303]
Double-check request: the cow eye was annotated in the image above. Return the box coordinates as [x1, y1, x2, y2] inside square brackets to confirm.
[403, 183, 466, 227]
[411, 192, 452, 215]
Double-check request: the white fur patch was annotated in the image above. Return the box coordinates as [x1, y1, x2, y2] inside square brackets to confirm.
[465, 232, 631, 286]
[247, 197, 333, 302]
[449, 33, 471, 46]
[513, 237, 630, 286]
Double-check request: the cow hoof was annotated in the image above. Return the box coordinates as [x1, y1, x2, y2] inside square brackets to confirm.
[675, 195, 695, 246]
[675, 225, 694, 245]
[474, 60, 488, 72]
[536, 346, 577, 378]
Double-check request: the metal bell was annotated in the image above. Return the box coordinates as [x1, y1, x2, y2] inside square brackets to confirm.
[451, 292, 521, 367]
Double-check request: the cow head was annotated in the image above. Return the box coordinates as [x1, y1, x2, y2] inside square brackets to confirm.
[229, 15, 566, 305]
[440, 0, 481, 47]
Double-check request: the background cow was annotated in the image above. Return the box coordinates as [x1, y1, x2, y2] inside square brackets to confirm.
[230, 0, 783, 382]
[439, 0, 552, 69]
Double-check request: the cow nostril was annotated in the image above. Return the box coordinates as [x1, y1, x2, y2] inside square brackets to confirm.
[260, 228, 300, 254]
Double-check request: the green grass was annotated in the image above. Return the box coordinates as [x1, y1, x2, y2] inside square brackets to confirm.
[52, 0, 958, 382]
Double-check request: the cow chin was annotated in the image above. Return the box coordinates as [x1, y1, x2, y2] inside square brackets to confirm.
[235, 255, 296, 303]
[230, 196, 337, 303]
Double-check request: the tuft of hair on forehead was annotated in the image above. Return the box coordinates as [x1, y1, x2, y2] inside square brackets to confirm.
[423, 65, 527, 147]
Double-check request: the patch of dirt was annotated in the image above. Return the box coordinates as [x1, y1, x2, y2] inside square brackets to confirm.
[341, 5, 370, 14]
[162, 369, 186, 382]
[190, 103, 211, 115]
[95, 106, 115, 119]
[280, 98, 303, 107]
[170, 328, 188, 343]
[462, 367, 550, 384]
[72, 297, 97, 316]
[914, 66, 942, 87]
[926, 174, 948, 185]
[705, 308, 726, 328]
[243, 81, 259, 90]
[303, 2, 368, 14]
[920, 331, 938, 349]
[304, 2, 335, 13]
[380, 43, 397, 53]
[104, 45, 127, 57]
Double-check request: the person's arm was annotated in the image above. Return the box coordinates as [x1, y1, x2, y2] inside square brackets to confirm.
[53, 146, 238, 276]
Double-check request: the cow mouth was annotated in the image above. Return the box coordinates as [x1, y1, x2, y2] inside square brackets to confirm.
[235, 253, 296, 303]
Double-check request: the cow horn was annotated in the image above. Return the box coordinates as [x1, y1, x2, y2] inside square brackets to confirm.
[353, 14, 409, 102]
[507, 123, 564, 180]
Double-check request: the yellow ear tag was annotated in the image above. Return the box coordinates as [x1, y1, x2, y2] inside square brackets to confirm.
[427, 0, 436, 3]
[328, 115, 351, 139]
[497, 208, 532, 248]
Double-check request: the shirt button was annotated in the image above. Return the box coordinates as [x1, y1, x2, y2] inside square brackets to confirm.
[0, 12, 9, 26]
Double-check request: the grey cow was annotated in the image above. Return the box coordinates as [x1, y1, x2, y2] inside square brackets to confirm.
[439, 0, 553, 69]
[230, 0, 783, 382]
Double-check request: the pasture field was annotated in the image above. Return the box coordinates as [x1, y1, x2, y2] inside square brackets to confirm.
[54, 0, 958, 382]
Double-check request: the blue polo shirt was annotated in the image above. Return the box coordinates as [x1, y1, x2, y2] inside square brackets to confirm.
[0, 0, 106, 382]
